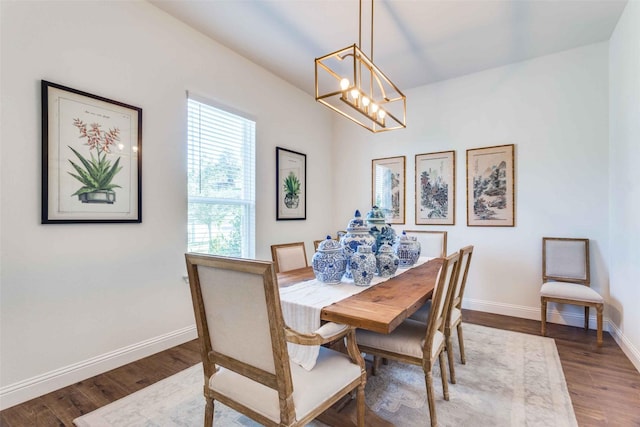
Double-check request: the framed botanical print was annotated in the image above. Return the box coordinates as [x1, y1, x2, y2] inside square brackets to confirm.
[415, 150, 455, 225]
[276, 147, 306, 220]
[466, 144, 515, 227]
[372, 156, 405, 224]
[42, 80, 142, 223]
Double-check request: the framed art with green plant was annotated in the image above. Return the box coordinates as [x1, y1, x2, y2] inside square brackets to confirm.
[42, 80, 142, 223]
[276, 147, 306, 220]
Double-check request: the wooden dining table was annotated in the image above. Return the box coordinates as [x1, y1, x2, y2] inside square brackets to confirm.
[276, 257, 444, 427]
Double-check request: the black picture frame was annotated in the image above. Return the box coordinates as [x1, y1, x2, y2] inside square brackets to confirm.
[276, 147, 306, 220]
[42, 80, 142, 223]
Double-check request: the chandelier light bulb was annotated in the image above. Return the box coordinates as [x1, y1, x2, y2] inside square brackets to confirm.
[362, 96, 370, 107]
[340, 78, 350, 91]
[378, 109, 386, 119]
[371, 103, 379, 113]
[350, 88, 360, 99]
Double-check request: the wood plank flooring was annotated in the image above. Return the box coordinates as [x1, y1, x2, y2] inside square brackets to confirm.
[2, 310, 639, 426]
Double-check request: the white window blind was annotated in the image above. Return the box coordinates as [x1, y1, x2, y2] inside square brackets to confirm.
[187, 95, 255, 257]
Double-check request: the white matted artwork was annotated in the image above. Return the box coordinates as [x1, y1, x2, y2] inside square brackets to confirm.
[372, 156, 406, 224]
[466, 144, 515, 227]
[41, 80, 142, 223]
[276, 147, 306, 220]
[415, 150, 455, 225]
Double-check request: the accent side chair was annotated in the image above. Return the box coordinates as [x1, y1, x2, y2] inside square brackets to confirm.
[185, 253, 366, 427]
[540, 237, 604, 346]
[270, 242, 308, 273]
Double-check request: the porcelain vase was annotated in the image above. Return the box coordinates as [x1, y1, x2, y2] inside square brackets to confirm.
[340, 210, 377, 278]
[312, 235, 348, 284]
[394, 231, 421, 267]
[376, 243, 399, 277]
[350, 245, 376, 286]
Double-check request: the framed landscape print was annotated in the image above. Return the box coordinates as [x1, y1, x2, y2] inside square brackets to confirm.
[466, 144, 515, 227]
[415, 150, 455, 225]
[42, 80, 142, 223]
[276, 147, 306, 220]
[372, 156, 406, 224]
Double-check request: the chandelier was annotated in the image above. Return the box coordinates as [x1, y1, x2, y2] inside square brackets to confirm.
[315, 0, 406, 133]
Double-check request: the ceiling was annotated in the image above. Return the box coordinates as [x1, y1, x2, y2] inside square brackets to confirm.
[150, 0, 627, 96]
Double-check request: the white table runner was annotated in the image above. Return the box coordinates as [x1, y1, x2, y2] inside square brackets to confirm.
[280, 257, 433, 370]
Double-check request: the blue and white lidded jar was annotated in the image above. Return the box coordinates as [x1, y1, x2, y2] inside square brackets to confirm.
[312, 235, 348, 284]
[376, 243, 399, 277]
[394, 231, 422, 267]
[340, 210, 377, 278]
[350, 245, 377, 286]
[366, 205, 397, 254]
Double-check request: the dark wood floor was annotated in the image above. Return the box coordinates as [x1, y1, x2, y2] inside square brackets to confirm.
[2, 311, 639, 426]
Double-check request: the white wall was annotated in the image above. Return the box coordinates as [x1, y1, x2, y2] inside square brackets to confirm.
[609, 0, 640, 371]
[0, 0, 334, 408]
[332, 43, 610, 326]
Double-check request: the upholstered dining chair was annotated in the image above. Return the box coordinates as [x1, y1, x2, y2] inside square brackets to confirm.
[270, 242, 308, 273]
[404, 230, 447, 258]
[356, 252, 460, 427]
[410, 245, 474, 384]
[185, 253, 366, 427]
[540, 237, 604, 346]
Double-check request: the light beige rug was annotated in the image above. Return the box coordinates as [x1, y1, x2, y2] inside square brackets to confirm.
[74, 324, 577, 426]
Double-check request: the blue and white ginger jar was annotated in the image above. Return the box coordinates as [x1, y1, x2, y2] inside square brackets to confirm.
[366, 205, 397, 253]
[376, 243, 399, 277]
[340, 210, 377, 278]
[350, 245, 377, 286]
[394, 231, 421, 267]
[312, 235, 347, 284]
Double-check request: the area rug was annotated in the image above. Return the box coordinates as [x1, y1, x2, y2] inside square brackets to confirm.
[74, 324, 577, 427]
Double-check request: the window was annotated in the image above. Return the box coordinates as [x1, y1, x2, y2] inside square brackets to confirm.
[187, 95, 255, 257]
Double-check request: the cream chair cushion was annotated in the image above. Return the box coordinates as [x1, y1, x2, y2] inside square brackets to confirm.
[276, 246, 307, 272]
[541, 281, 603, 303]
[356, 319, 444, 360]
[209, 346, 362, 423]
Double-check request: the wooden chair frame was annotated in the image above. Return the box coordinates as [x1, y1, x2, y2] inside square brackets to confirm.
[185, 253, 366, 427]
[540, 237, 604, 346]
[357, 252, 460, 427]
[270, 242, 308, 273]
[443, 245, 473, 383]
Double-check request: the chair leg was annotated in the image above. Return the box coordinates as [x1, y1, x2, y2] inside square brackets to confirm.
[425, 369, 437, 427]
[445, 332, 456, 384]
[584, 306, 589, 331]
[540, 299, 547, 337]
[596, 304, 603, 346]
[356, 384, 365, 427]
[204, 397, 214, 427]
[457, 323, 466, 364]
[439, 352, 449, 401]
[372, 355, 381, 376]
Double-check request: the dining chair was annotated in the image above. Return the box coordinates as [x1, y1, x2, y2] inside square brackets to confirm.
[540, 237, 604, 346]
[409, 245, 474, 384]
[185, 253, 366, 427]
[270, 242, 308, 273]
[403, 230, 447, 258]
[313, 239, 324, 252]
[356, 252, 460, 427]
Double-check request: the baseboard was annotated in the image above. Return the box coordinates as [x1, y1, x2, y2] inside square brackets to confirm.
[462, 298, 609, 331]
[0, 325, 197, 411]
[607, 321, 640, 373]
